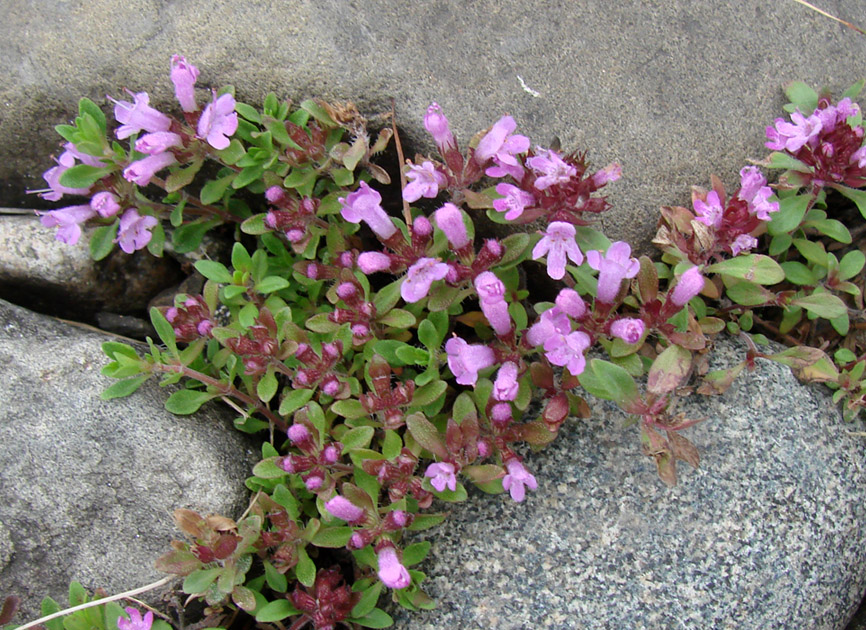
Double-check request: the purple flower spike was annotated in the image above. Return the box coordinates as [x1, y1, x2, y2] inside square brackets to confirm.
[424, 102, 457, 154]
[37, 204, 97, 245]
[197, 92, 239, 150]
[377, 545, 411, 589]
[671, 266, 704, 307]
[526, 306, 571, 348]
[532, 221, 584, 280]
[610, 318, 645, 344]
[114, 91, 171, 140]
[339, 181, 397, 240]
[445, 337, 496, 386]
[693, 190, 724, 229]
[324, 495, 365, 523]
[123, 152, 177, 186]
[402, 257, 450, 303]
[357, 251, 393, 274]
[586, 241, 640, 304]
[118, 608, 154, 630]
[425, 462, 457, 492]
[135, 131, 183, 155]
[474, 271, 511, 336]
[475, 116, 530, 171]
[90, 191, 121, 218]
[493, 361, 519, 402]
[403, 161, 446, 202]
[502, 459, 538, 503]
[433, 203, 470, 249]
[493, 182, 534, 220]
[170, 54, 200, 112]
[115, 209, 158, 254]
[543, 330, 591, 376]
[527, 148, 577, 190]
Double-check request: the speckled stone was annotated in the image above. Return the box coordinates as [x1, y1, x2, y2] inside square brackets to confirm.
[0, 299, 259, 620]
[391, 337, 866, 629]
[3, 1, 866, 251]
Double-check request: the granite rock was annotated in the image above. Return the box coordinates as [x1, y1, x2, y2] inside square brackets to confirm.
[3, 1, 866, 251]
[391, 337, 866, 629]
[0, 299, 258, 620]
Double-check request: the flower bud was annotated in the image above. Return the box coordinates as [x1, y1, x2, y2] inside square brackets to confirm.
[555, 288, 586, 319]
[322, 444, 341, 464]
[321, 377, 340, 397]
[376, 545, 411, 589]
[265, 186, 285, 203]
[358, 251, 392, 274]
[490, 402, 513, 425]
[336, 282, 358, 301]
[413, 215, 433, 237]
[90, 191, 122, 218]
[304, 473, 324, 491]
[286, 228, 305, 243]
[434, 203, 470, 249]
[325, 495, 366, 523]
[609, 318, 645, 344]
[424, 102, 456, 153]
[670, 266, 704, 307]
[288, 423, 311, 445]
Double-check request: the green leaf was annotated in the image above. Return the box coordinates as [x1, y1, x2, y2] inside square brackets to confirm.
[784, 80, 819, 112]
[165, 159, 204, 192]
[781, 261, 817, 285]
[312, 527, 354, 547]
[839, 250, 866, 280]
[791, 293, 847, 319]
[577, 359, 640, 409]
[406, 412, 448, 458]
[704, 254, 784, 285]
[351, 581, 383, 619]
[257, 369, 278, 403]
[647, 345, 692, 395]
[331, 398, 368, 419]
[768, 194, 811, 235]
[499, 233, 532, 267]
[165, 389, 215, 415]
[803, 218, 851, 243]
[418, 319, 443, 350]
[395, 345, 429, 365]
[195, 260, 233, 283]
[401, 541, 431, 566]
[58, 164, 112, 188]
[332, 167, 354, 186]
[89, 223, 117, 261]
[256, 276, 290, 293]
[764, 346, 830, 369]
[183, 568, 222, 594]
[295, 546, 316, 587]
[272, 483, 300, 520]
[834, 184, 866, 220]
[407, 513, 446, 531]
[200, 173, 237, 204]
[382, 429, 402, 460]
[842, 79, 865, 100]
[300, 99, 337, 127]
[279, 388, 314, 415]
[340, 426, 375, 450]
[377, 308, 416, 328]
[101, 375, 149, 400]
[373, 280, 404, 315]
[150, 307, 178, 355]
[792, 238, 827, 267]
[764, 151, 811, 172]
[172, 218, 221, 254]
[264, 560, 288, 593]
[769, 233, 792, 257]
[79, 97, 107, 133]
[255, 599, 301, 623]
[412, 380, 446, 407]
[347, 608, 394, 629]
[235, 102, 262, 123]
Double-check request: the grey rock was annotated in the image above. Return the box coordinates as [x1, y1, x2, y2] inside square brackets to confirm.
[391, 337, 866, 629]
[3, 1, 866, 251]
[0, 214, 183, 322]
[0, 299, 258, 620]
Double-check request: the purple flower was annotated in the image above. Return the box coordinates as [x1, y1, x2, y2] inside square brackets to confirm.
[693, 190, 724, 229]
[425, 462, 457, 492]
[591, 162, 622, 187]
[197, 92, 238, 150]
[554, 288, 586, 319]
[586, 241, 640, 304]
[38, 151, 91, 201]
[493, 183, 534, 220]
[433, 203, 470, 249]
[115, 208, 158, 254]
[730, 234, 758, 256]
[531, 221, 584, 280]
[526, 306, 571, 348]
[765, 111, 822, 152]
[113, 91, 171, 140]
[543, 330, 591, 376]
[501, 459, 538, 503]
[63, 142, 104, 167]
[474, 271, 511, 335]
[357, 251, 393, 274]
[117, 608, 153, 630]
[610, 318, 645, 344]
[527, 148, 577, 190]
[90, 191, 122, 218]
[339, 181, 397, 240]
[377, 545, 411, 589]
[445, 336, 496, 386]
[852, 145, 866, 169]
[424, 102, 457, 154]
[170, 54, 200, 112]
[403, 161, 446, 202]
[475, 115, 530, 178]
[135, 131, 183, 155]
[123, 152, 177, 186]
[37, 204, 96, 245]
[737, 166, 779, 221]
[670, 266, 704, 307]
[324, 495, 365, 523]
[493, 361, 519, 401]
[402, 257, 449, 303]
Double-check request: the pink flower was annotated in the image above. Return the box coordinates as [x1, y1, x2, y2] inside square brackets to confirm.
[543, 330, 591, 376]
[403, 161, 446, 202]
[425, 462, 457, 492]
[117, 608, 153, 630]
[113, 91, 171, 140]
[170, 54, 199, 112]
[135, 131, 183, 155]
[532, 221, 584, 280]
[493, 183, 534, 220]
[37, 204, 96, 245]
[38, 151, 91, 201]
[501, 459, 538, 503]
[445, 336, 496, 386]
[591, 163, 622, 187]
[339, 181, 397, 240]
[474, 271, 511, 335]
[670, 266, 704, 307]
[324, 495, 366, 523]
[402, 257, 449, 303]
[526, 306, 571, 348]
[765, 111, 822, 152]
[610, 318, 645, 344]
[115, 209, 158, 254]
[197, 92, 238, 150]
[123, 152, 177, 186]
[493, 361, 519, 401]
[730, 233, 758, 256]
[357, 251, 393, 274]
[475, 115, 530, 178]
[90, 191, 122, 218]
[737, 167, 778, 221]
[424, 102, 457, 154]
[527, 148, 577, 190]
[433, 203, 470, 249]
[586, 241, 640, 304]
[554, 288, 586, 319]
[377, 545, 411, 589]
[62, 142, 104, 168]
[693, 190, 724, 228]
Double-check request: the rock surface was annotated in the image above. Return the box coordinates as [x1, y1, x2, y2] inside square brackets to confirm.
[391, 337, 866, 630]
[0, 299, 259, 620]
[3, 1, 866, 250]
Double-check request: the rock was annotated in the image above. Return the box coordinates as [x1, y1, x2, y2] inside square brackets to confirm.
[390, 337, 866, 629]
[0, 299, 258, 621]
[3, 1, 866, 251]
[0, 213, 184, 324]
